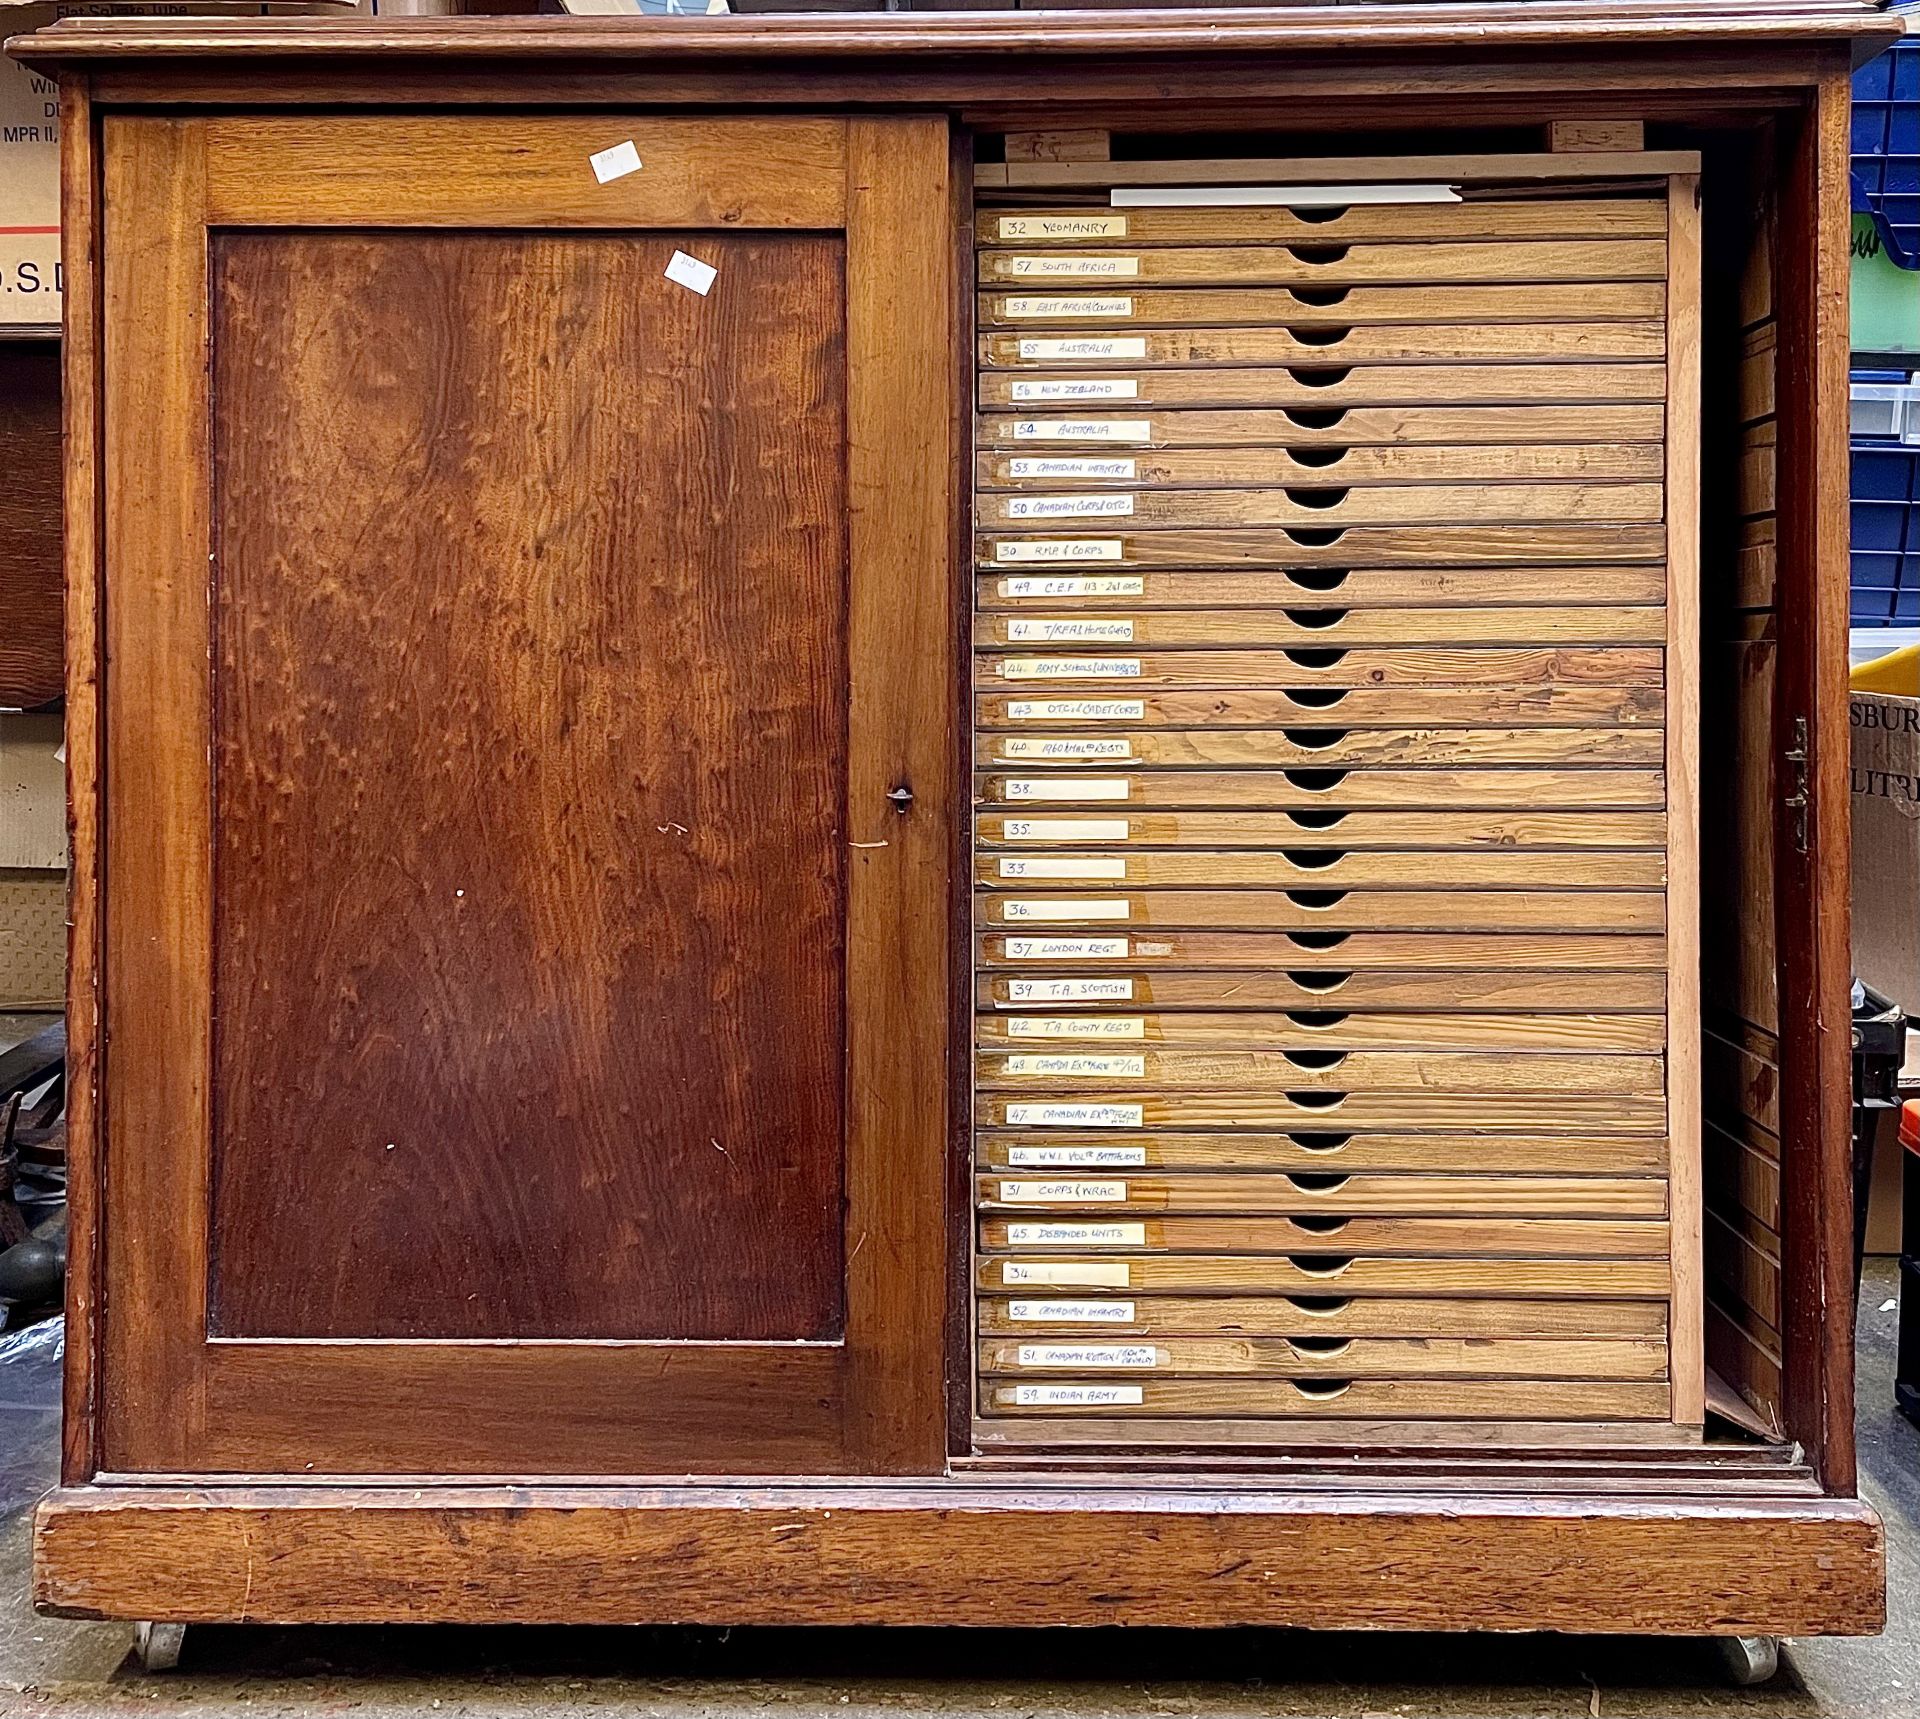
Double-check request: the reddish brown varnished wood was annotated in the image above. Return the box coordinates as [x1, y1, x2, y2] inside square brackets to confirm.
[32, 1481, 1886, 1635]
[0, 343, 62, 711]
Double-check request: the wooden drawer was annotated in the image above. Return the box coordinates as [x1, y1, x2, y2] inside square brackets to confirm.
[975, 608, 1665, 648]
[976, 891, 1665, 933]
[978, 1378, 1671, 1419]
[976, 685, 1667, 727]
[977, 851, 1668, 889]
[976, 811, 1668, 849]
[977, 401, 1664, 443]
[976, 525, 1667, 569]
[976, 200, 1668, 249]
[977, 1252, 1673, 1295]
[978, 240, 1665, 288]
[980, 1213, 1669, 1254]
[977, 281, 1665, 327]
[977, 484, 1664, 531]
[977, 444, 1664, 489]
[978, 646, 1664, 688]
[975, 1171, 1667, 1215]
[976, 971, 1671, 1013]
[977, 929, 1670, 969]
[979, 366, 1664, 411]
[979, 324, 1665, 370]
[979, 569, 1669, 609]
[980, 728, 1667, 769]
[975, 1010, 1664, 1051]
[975, 1291, 1670, 1339]
[976, 1130, 1671, 1175]
[975, 1048, 1663, 1093]
[977, 1334, 1669, 1379]
[974, 1091, 1671, 1133]
[975, 768, 1667, 810]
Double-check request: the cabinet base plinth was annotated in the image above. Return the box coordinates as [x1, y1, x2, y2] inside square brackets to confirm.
[34, 1481, 1885, 1636]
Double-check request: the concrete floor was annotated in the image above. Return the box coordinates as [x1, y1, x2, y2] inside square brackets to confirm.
[0, 1269, 1912, 1719]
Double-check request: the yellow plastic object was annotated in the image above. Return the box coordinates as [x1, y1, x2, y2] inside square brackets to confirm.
[1852, 643, 1920, 694]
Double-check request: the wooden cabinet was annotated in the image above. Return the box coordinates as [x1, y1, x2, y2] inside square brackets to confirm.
[12, 0, 1894, 1642]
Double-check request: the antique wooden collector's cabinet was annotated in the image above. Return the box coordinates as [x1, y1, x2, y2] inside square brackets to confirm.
[12, 0, 1899, 1640]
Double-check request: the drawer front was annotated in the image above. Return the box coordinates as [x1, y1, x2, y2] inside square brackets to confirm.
[977, 850, 1668, 887]
[976, 929, 1670, 969]
[979, 1378, 1671, 1419]
[973, 607, 1667, 647]
[978, 569, 1669, 608]
[974, 890, 1665, 932]
[976, 200, 1668, 248]
[978, 444, 1664, 487]
[976, 685, 1667, 726]
[976, 1292, 1670, 1338]
[979, 324, 1666, 369]
[979, 728, 1667, 767]
[974, 1011, 1665, 1051]
[977, 1334, 1669, 1379]
[977, 484, 1664, 530]
[974, 1090, 1671, 1132]
[977, 1254, 1673, 1295]
[978, 281, 1665, 327]
[975, 1171, 1667, 1214]
[976, 971, 1671, 1013]
[978, 240, 1666, 287]
[976, 525, 1667, 568]
[979, 367, 1664, 409]
[976, 646, 1664, 687]
[975, 1131, 1671, 1174]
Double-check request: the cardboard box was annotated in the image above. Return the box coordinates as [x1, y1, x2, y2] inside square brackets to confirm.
[2, 2, 359, 330]
[0, 868, 61, 1009]
[1851, 690, 1920, 1015]
[0, 710, 62, 870]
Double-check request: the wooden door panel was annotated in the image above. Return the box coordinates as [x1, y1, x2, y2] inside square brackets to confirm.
[98, 113, 955, 1477]
[208, 229, 850, 1343]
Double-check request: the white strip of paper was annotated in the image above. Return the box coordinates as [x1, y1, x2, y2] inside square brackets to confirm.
[1009, 381, 1142, 403]
[1005, 618, 1136, 642]
[1007, 1222, 1146, 1245]
[1008, 1297, 1138, 1321]
[1017, 338, 1148, 362]
[998, 577, 1144, 598]
[1005, 1016, 1144, 1039]
[1002, 296, 1134, 318]
[1006, 978, 1136, 1003]
[1016, 1344, 1156, 1368]
[1005, 699, 1146, 720]
[1006, 1144, 1146, 1167]
[993, 541, 1127, 564]
[997, 737, 1134, 760]
[999, 1055, 1146, 1078]
[1005, 1102, 1144, 1127]
[1010, 1384, 1144, 1405]
[1008, 416, 1151, 437]
[1003, 938, 1129, 961]
[1109, 183, 1462, 207]
[998, 1180, 1129, 1202]
[999, 214, 1129, 239]
[997, 819, 1131, 841]
[1001, 1260, 1132, 1287]
[997, 857, 1128, 880]
[1004, 778, 1131, 801]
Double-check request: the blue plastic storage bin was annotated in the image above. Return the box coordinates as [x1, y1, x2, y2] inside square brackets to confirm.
[1853, 26, 1920, 267]
[1852, 439, 1920, 625]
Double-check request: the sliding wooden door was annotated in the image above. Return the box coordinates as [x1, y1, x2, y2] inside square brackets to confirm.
[94, 114, 954, 1476]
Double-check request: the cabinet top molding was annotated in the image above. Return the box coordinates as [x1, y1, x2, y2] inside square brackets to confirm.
[8, 1, 1907, 72]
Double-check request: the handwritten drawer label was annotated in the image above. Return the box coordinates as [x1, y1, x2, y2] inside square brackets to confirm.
[1004, 778, 1131, 801]
[994, 541, 1127, 564]
[1006, 698, 1146, 720]
[1010, 416, 1151, 438]
[998, 819, 1131, 841]
[1005, 618, 1135, 643]
[1000, 657, 1141, 680]
[1007, 978, 1136, 1002]
[1006, 1102, 1144, 1127]
[1006, 1015, 1144, 1039]
[1009, 380, 1140, 402]
[1005, 495, 1136, 521]
[1003, 939, 1129, 962]
[998, 576, 1144, 598]
[1017, 1344, 1156, 1368]
[998, 857, 1128, 881]
[1009, 1297, 1138, 1321]
[1000, 256, 1140, 279]
[1010, 1383, 1144, 1407]
[999, 1054, 1146, 1078]
[1007, 1144, 1147, 1167]
[1007, 457, 1139, 480]
[1018, 338, 1148, 361]
[1002, 1259, 1132, 1287]
[1001, 900, 1132, 925]
[999, 737, 1134, 761]
[999, 1180, 1129, 1203]
[998, 214, 1129, 240]
[1002, 296, 1134, 318]
[1007, 1222, 1146, 1246]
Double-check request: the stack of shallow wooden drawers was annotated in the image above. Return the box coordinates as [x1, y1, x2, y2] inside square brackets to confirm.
[970, 174, 1700, 1445]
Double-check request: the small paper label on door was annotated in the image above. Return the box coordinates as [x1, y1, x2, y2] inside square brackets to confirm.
[1010, 1384, 1144, 1406]
[1005, 618, 1135, 642]
[998, 256, 1140, 278]
[1007, 457, 1138, 480]
[664, 250, 718, 296]
[1002, 296, 1134, 318]
[1005, 1016, 1144, 1038]
[998, 1180, 1129, 1203]
[997, 857, 1128, 880]
[998, 1055, 1146, 1079]
[1009, 416, 1152, 437]
[1017, 339, 1148, 362]
[1005, 698, 1146, 720]
[1006, 978, 1136, 1003]
[588, 139, 642, 184]
[1008, 1297, 1138, 1321]
[1002, 939, 1130, 962]
[1015, 1344, 1156, 1368]
[997, 819, 1131, 841]
[1005, 1102, 1144, 1127]
[998, 577, 1144, 598]
[1008, 381, 1140, 402]
[1006, 1144, 1146, 1167]
[1000, 899, 1131, 922]
[993, 541, 1127, 564]
[998, 214, 1129, 240]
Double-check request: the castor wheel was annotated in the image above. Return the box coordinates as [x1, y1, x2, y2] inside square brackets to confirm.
[1716, 1634, 1781, 1687]
[132, 1622, 186, 1672]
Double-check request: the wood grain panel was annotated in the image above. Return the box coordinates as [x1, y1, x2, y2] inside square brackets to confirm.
[203, 115, 847, 228]
[209, 228, 851, 1342]
[978, 281, 1664, 327]
[0, 343, 64, 710]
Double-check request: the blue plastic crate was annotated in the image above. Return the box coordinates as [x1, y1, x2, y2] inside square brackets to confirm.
[1852, 438, 1920, 625]
[1854, 28, 1920, 267]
